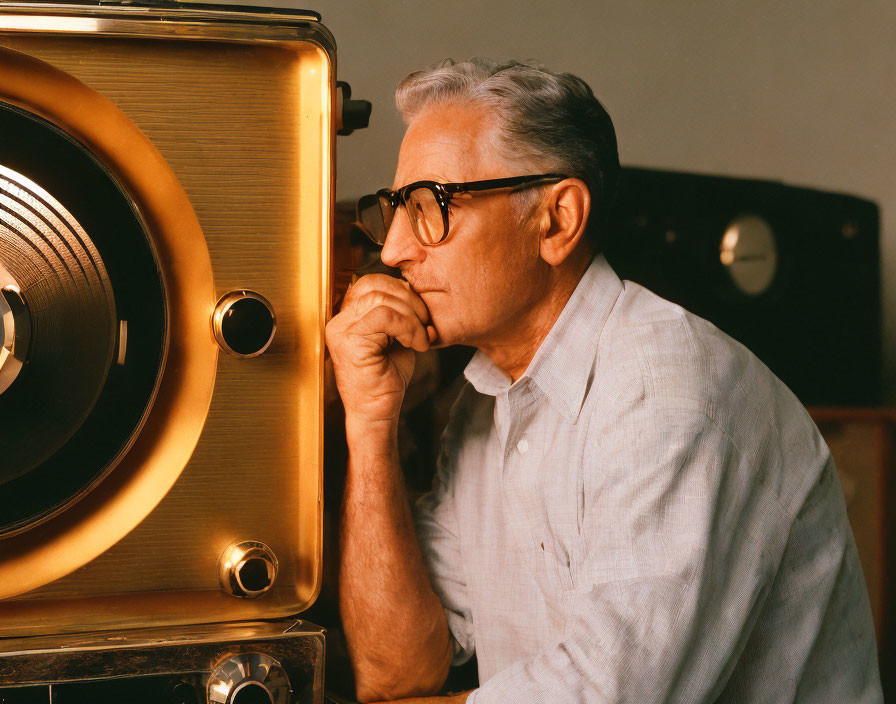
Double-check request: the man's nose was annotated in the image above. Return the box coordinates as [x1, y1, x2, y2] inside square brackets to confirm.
[380, 206, 423, 269]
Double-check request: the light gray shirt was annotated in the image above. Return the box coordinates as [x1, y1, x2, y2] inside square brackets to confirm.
[413, 254, 881, 703]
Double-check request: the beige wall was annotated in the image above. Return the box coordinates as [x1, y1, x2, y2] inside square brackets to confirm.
[217, 0, 896, 402]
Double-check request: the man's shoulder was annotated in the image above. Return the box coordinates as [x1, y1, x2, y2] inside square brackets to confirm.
[592, 280, 805, 432]
[586, 280, 826, 507]
[600, 281, 748, 386]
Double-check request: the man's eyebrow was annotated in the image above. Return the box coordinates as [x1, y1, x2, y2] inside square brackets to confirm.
[392, 172, 456, 189]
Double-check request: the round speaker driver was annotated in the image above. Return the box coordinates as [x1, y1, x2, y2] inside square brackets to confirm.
[0, 101, 167, 536]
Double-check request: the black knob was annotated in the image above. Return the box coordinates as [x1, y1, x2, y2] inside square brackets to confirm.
[336, 81, 371, 136]
[213, 291, 276, 358]
[167, 681, 200, 704]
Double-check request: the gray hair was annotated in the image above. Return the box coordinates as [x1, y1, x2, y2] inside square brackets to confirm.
[395, 58, 620, 249]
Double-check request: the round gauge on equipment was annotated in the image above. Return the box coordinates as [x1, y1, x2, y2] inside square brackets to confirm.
[719, 214, 778, 296]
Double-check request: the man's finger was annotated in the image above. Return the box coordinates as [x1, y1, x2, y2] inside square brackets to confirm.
[344, 273, 430, 324]
[350, 290, 430, 329]
[349, 304, 431, 353]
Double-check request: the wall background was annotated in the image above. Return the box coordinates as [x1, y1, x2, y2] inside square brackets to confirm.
[215, 0, 896, 402]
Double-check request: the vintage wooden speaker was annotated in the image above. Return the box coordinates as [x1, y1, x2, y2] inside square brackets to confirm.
[0, 5, 360, 698]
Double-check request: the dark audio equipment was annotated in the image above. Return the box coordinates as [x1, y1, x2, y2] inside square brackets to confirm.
[606, 167, 880, 406]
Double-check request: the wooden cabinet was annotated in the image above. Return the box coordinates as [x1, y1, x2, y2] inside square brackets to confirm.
[810, 408, 896, 651]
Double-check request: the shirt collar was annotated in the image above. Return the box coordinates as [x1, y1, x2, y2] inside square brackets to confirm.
[464, 254, 623, 421]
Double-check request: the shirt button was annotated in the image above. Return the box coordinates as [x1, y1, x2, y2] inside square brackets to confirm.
[517, 438, 529, 454]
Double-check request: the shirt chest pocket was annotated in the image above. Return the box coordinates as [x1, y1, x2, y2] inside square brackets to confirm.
[537, 533, 576, 594]
[532, 533, 577, 634]
[504, 437, 583, 600]
[504, 495, 577, 598]
[534, 460, 584, 596]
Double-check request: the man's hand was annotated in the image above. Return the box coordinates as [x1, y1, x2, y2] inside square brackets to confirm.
[326, 274, 436, 425]
[329, 272, 452, 702]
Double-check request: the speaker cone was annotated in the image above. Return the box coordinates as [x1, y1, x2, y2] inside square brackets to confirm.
[0, 102, 166, 536]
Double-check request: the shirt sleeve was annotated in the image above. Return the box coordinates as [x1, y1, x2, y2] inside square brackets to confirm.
[413, 395, 476, 666]
[468, 394, 813, 703]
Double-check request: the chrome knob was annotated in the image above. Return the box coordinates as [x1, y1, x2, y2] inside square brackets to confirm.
[212, 290, 276, 358]
[207, 653, 291, 704]
[218, 541, 279, 598]
[0, 264, 30, 395]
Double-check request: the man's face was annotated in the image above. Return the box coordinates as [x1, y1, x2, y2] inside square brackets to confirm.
[380, 102, 549, 349]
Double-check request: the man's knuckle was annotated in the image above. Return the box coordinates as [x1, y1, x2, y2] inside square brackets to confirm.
[368, 291, 390, 308]
[371, 304, 398, 325]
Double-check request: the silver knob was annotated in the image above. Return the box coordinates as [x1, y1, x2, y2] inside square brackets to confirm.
[207, 652, 291, 704]
[0, 264, 30, 395]
[218, 541, 279, 598]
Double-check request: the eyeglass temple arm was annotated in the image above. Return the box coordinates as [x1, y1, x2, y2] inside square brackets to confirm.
[442, 173, 568, 195]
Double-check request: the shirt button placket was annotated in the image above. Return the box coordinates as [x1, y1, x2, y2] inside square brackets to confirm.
[506, 383, 536, 468]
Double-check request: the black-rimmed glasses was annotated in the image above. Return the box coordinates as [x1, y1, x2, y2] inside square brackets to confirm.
[356, 173, 567, 246]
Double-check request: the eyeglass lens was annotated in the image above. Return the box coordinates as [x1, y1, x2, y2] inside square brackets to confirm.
[405, 187, 444, 245]
[358, 187, 446, 246]
[357, 193, 389, 244]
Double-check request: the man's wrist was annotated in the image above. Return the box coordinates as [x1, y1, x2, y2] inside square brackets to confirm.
[344, 413, 400, 451]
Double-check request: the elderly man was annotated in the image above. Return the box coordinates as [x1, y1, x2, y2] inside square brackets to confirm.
[325, 59, 882, 703]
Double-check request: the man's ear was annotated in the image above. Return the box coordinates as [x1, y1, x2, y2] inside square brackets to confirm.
[538, 178, 591, 267]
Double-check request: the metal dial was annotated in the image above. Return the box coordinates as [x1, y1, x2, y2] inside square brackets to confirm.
[219, 541, 279, 598]
[207, 653, 291, 704]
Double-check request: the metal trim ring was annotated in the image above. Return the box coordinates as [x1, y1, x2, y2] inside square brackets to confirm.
[213, 290, 278, 359]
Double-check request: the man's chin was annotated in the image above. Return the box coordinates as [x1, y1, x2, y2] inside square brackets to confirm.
[426, 320, 454, 350]
[428, 324, 471, 350]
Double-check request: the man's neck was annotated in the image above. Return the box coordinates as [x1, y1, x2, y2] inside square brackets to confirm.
[478, 254, 592, 383]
